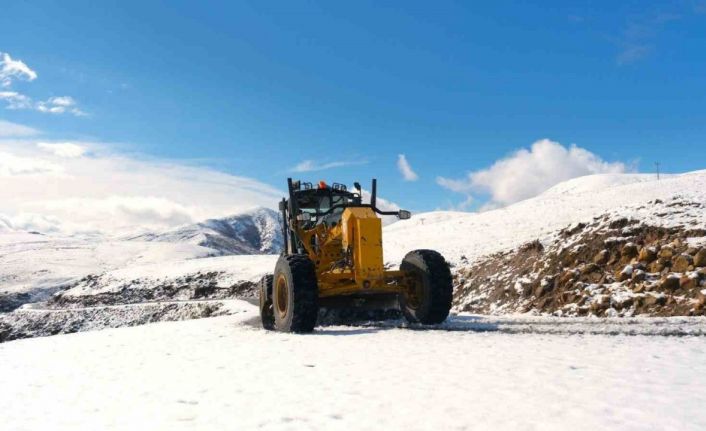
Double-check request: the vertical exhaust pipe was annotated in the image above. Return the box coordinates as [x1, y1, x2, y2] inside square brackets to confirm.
[371, 178, 377, 209]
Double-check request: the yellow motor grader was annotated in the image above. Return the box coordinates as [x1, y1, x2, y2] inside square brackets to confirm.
[259, 178, 452, 332]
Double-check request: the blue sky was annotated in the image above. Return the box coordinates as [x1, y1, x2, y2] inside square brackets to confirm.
[2, 0, 706, 214]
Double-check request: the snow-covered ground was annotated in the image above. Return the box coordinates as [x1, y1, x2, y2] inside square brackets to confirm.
[0, 232, 214, 296]
[2, 301, 706, 431]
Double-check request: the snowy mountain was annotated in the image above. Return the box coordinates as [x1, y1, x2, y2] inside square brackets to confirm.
[128, 207, 283, 255]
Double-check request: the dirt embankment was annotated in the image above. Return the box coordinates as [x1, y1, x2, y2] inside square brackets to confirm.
[453, 202, 706, 317]
[53, 271, 258, 308]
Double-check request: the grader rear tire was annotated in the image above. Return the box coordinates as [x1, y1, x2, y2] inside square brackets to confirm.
[259, 274, 274, 330]
[273, 255, 319, 333]
[399, 249, 453, 324]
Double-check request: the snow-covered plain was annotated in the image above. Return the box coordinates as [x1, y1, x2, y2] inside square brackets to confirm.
[2, 301, 706, 431]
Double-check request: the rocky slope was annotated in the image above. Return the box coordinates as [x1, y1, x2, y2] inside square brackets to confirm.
[453, 196, 706, 317]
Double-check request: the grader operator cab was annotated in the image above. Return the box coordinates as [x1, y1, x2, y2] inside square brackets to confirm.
[259, 178, 453, 332]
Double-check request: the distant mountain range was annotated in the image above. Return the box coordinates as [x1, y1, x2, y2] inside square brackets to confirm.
[129, 207, 283, 255]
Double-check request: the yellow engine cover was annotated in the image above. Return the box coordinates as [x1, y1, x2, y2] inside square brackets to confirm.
[341, 207, 384, 284]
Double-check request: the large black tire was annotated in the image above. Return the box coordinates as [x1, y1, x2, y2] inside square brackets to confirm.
[399, 249, 453, 324]
[259, 274, 274, 330]
[272, 255, 319, 333]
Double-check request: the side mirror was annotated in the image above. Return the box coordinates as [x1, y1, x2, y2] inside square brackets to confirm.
[397, 210, 412, 220]
[279, 200, 286, 211]
[353, 182, 361, 192]
[296, 213, 312, 222]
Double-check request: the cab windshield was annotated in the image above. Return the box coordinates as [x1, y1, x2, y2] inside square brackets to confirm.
[296, 191, 357, 225]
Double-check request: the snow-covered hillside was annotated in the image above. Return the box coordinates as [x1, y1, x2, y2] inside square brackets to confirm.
[0, 232, 215, 310]
[384, 171, 706, 265]
[129, 207, 283, 255]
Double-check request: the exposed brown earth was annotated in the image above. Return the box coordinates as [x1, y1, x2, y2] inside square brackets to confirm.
[453, 203, 706, 317]
[52, 271, 258, 308]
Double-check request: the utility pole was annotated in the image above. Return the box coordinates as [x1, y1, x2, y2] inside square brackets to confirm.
[655, 162, 660, 180]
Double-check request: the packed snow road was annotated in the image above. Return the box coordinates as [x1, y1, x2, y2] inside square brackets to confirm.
[2, 302, 706, 431]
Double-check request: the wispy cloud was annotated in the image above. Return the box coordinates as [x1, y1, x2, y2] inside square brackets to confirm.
[37, 142, 88, 158]
[0, 52, 86, 116]
[615, 12, 681, 65]
[291, 159, 367, 173]
[0, 91, 33, 109]
[616, 44, 652, 65]
[0, 52, 37, 87]
[36, 96, 87, 116]
[0, 120, 40, 138]
[397, 154, 418, 181]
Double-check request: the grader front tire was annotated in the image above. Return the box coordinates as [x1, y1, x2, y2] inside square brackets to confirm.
[399, 249, 453, 325]
[273, 255, 319, 333]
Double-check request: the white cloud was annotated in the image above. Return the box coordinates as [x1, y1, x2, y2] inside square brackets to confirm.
[38, 196, 196, 233]
[48, 96, 74, 107]
[0, 52, 85, 116]
[0, 91, 33, 109]
[292, 159, 366, 173]
[0, 52, 37, 87]
[36, 96, 86, 116]
[397, 154, 418, 181]
[0, 93, 88, 116]
[437, 139, 629, 209]
[37, 142, 87, 158]
[0, 120, 39, 137]
[0, 140, 284, 235]
[0, 151, 64, 176]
